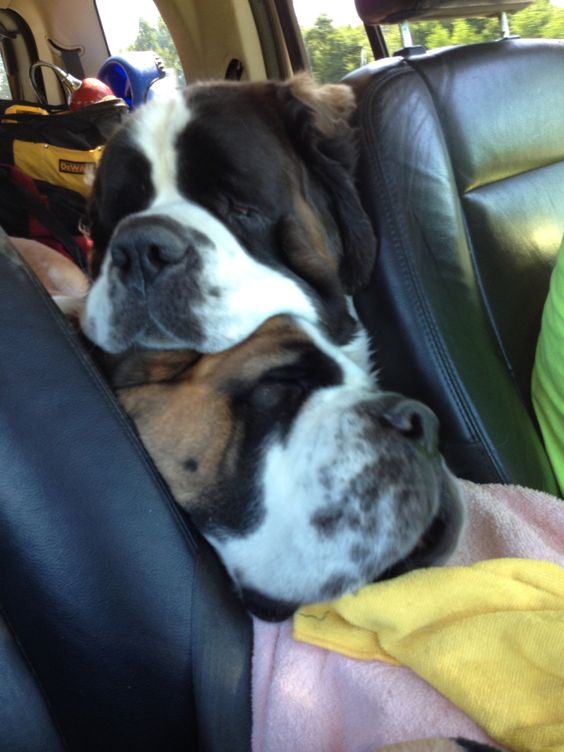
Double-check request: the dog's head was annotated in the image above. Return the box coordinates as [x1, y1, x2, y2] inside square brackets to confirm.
[81, 76, 376, 354]
[108, 316, 464, 622]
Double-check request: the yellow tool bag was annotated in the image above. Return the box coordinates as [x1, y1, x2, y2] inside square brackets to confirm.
[0, 98, 127, 197]
[0, 98, 127, 266]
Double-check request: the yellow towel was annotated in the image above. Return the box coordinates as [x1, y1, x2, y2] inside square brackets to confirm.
[294, 559, 564, 752]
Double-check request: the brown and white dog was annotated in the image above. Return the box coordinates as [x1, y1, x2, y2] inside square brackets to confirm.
[76, 76, 464, 621]
[81, 76, 376, 355]
[107, 316, 463, 622]
[13, 238, 464, 622]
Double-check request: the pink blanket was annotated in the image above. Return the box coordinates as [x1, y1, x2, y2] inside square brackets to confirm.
[252, 480, 564, 751]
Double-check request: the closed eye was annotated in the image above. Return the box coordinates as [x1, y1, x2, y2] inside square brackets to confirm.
[261, 349, 344, 392]
[229, 201, 250, 216]
[223, 194, 264, 224]
[261, 364, 313, 386]
[250, 371, 310, 412]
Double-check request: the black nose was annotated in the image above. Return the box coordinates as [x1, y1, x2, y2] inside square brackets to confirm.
[378, 397, 439, 455]
[110, 217, 194, 290]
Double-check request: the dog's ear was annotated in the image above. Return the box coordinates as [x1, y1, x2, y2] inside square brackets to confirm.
[280, 74, 377, 294]
[106, 349, 200, 390]
[287, 74, 358, 139]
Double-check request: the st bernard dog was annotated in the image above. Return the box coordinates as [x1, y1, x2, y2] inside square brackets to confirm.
[81, 75, 376, 355]
[81, 76, 464, 620]
[107, 315, 463, 622]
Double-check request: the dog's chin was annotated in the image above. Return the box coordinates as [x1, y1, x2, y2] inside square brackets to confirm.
[377, 468, 464, 582]
[240, 589, 301, 624]
[242, 470, 464, 624]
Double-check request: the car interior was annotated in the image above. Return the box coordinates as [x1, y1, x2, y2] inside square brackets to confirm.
[0, 0, 562, 750]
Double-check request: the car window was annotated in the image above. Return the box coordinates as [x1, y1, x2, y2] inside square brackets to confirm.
[292, 0, 374, 83]
[95, 0, 185, 92]
[293, 0, 564, 82]
[381, 0, 564, 53]
[0, 52, 9, 98]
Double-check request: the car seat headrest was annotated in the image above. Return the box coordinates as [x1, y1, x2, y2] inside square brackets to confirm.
[354, 0, 533, 25]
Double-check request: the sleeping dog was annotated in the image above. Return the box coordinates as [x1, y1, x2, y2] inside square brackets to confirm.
[80, 76, 464, 620]
[81, 75, 376, 356]
[107, 315, 463, 622]
[12, 236, 464, 621]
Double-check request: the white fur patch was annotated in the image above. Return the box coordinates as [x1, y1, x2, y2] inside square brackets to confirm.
[132, 93, 192, 200]
[81, 252, 115, 347]
[152, 200, 318, 351]
[343, 297, 375, 373]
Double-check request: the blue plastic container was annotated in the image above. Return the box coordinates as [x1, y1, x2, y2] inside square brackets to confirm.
[98, 51, 165, 109]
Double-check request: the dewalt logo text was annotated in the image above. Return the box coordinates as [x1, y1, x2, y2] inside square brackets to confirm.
[59, 159, 91, 175]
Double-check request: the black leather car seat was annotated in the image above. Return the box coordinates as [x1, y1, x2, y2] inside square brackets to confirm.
[347, 21, 564, 493]
[0, 230, 252, 751]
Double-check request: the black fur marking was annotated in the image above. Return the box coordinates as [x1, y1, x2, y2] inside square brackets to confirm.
[454, 739, 503, 752]
[189, 476, 265, 542]
[350, 543, 371, 563]
[190, 343, 345, 541]
[232, 343, 344, 442]
[311, 506, 346, 538]
[88, 131, 155, 277]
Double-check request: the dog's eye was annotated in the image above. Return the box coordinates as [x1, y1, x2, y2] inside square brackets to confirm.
[223, 194, 261, 224]
[262, 364, 313, 385]
[229, 202, 250, 217]
[249, 365, 312, 409]
[250, 379, 307, 411]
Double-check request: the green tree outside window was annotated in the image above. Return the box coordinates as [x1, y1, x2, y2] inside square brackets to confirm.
[302, 0, 564, 83]
[129, 17, 185, 87]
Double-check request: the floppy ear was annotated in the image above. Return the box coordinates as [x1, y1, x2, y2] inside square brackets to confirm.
[287, 73, 358, 138]
[106, 349, 200, 389]
[281, 74, 377, 294]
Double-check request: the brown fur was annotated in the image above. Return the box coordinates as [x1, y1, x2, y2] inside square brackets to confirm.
[287, 74, 357, 139]
[110, 317, 309, 511]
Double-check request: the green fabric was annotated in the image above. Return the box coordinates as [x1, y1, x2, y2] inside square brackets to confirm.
[532, 236, 564, 496]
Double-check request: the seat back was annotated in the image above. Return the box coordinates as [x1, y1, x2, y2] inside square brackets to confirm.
[0, 230, 252, 751]
[347, 37, 564, 492]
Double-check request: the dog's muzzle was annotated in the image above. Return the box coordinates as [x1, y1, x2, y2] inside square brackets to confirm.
[214, 387, 465, 623]
[82, 209, 318, 354]
[109, 216, 205, 293]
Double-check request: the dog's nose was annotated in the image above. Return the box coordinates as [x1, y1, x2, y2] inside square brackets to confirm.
[378, 397, 439, 455]
[111, 221, 192, 289]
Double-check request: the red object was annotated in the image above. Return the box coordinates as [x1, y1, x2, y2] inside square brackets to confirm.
[69, 78, 115, 110]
